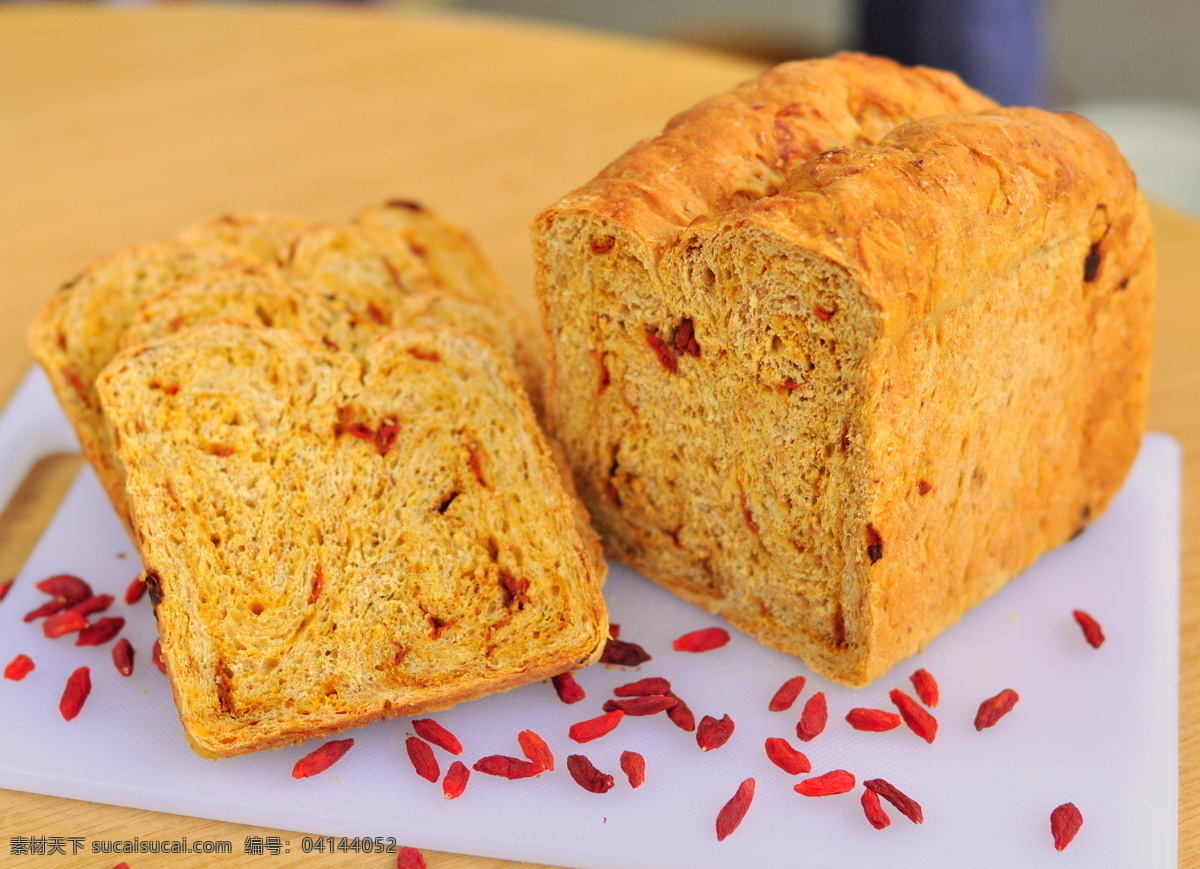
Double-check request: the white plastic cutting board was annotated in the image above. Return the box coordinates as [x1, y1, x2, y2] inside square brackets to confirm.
[0, 368, 1180, 868]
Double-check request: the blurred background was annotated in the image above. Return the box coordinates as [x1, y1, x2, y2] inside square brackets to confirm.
[382, 0, 1200, 214]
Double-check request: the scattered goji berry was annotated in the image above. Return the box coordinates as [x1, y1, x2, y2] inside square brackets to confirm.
[59, 666, 91, 721]
[645, 330, 678, 373]
[974, 688, 1020, 731]
[406, 735, 440, 783]
[152, 639, 168, 673]
[76, 616, 125, 646]
[36, 574, 92, 604]
[412, 718, 463, 755]
[518, 729, 555, 771]
[599, 637, 651, 666]
[794, 769, 855, 797]
[23, 599, 68, 622]
[112, 638, 135, 677]
[696, 714, 734, 751]
[1072, 610, 1105, 648]
[666, 692, 696, 732]
[1051, 802, 1083, 851]
[0, 577, 12, 602]
[613, 676, 672, 697]
[861, 787, 891, 829]
[620, 750, 646, 788]
[568, 709, 625, 743]
[551, 672, 586, 704]
[796, 691, 828, 742]
[397, 846, 427, 869]
[889, 688, 938, 743]
[910, 668, 939, 707]
[4, 654, 34, 681]
[566, 754, 614, 793]
[845, 707, 902, 732]
[715, 778, 755, 841]
[69, 594, 114, 617]
[864, 778, 923, 824]
[291, 739, 354, 778]
[768, 675, 806, 712]
[672, 627, 730, 653]
[764, 737, 810, 775]
[472, 755, 542, 779]
[442, 761, 470, 799]
[43, 609, 88, 639]
[124, 576, 148, 605]
[602, 695, 677, 716]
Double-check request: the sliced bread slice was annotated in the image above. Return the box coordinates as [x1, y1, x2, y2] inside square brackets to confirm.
[97, 324, 607, 758]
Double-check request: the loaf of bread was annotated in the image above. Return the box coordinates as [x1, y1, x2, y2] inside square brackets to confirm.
[30, 201, 547, 534]
[96, 324, 606, 757]
[533, 53, 1153, 687]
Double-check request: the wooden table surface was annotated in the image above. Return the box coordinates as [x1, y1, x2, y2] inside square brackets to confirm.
[0, 6, 1196, 868]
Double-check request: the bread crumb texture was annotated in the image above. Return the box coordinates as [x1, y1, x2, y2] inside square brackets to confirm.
[97, 325, 605, 757]
[534, 52, 1153, 686]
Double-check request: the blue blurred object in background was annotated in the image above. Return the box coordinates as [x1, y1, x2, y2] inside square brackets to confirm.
[859, 0, 1045, 106]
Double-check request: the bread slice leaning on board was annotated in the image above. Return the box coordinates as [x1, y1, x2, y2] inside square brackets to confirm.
[533, 52, 1153, 687]
[96, 324, 607, 758]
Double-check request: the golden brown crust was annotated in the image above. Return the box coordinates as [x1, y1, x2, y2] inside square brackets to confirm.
[534, 55, 1152, 686]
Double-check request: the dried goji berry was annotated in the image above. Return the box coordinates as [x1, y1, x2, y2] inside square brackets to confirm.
[4, 654, 34, 681]
[910, 668, 939, 707]
[715, 777, 755, 841]
[696, 714, 734, 751]
[674, 317, 701, 357]
[375, 419, 400, 456]
[152, 639, 168, 674]
[796, 691, 828, 742]
[69, 594, 114, 618]
[613, 676, 671, 697]
[472, 755, 542, 779]
[768, 675, 806, 712]
[599, 637, 651, 666]
[672, 626, 730, 653]
[76, 616, 125, 646]
[442, 760, 470, 799]
[620, 750, 646, 788]
[36, 574, 92, 604]
[397, 846, 427, 869]
[764, 737, 810, 775]
[568, 709, 625, 743]
[861, 787, 891, 829]
[59, 666, 91, 721]
[666, 692, 696, 732]
[551, 672, 586, 704]
[602, 695, 677, 716]
[645, 330, 678, 373]
[412, 718, 463, 755]
[864, 778, 923, 824]
[889, 688, 938, 743]
[23, 598, 68, 622]
[43, 609, 88, 639]
[347, 422, 375, 439]
[794, 769, 855, 797]
[974, 688, 1020, 731]
[124, 576, 148, 605]
[518, 729, 555, 771]
[845, 707, 901, 732]
[292, 738, 354, 778]
[1051, 802, 1083, 851]
[112, 638, 135, 677]
[567, 754, 614, 793]
[1072, 610, 1105, 648]
[0, 577, 13, 602]
[406, 736, 440, 782]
